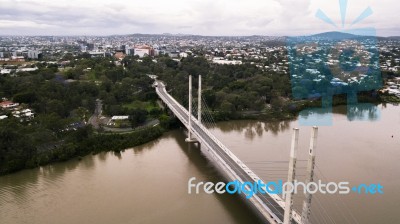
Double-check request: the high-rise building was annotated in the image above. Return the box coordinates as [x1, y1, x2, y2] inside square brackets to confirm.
[134, 45, 153, 58]
[27, 50, 42, 59]
[125, 46, 133, 55]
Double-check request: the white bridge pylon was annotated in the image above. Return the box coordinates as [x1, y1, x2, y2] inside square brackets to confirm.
[185, 74, 200, 143]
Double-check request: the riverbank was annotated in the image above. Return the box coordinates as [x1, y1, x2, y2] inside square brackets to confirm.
[0, 91, 392, 176]
[206, 92, 389, 123]
[0, 125, 165, 176]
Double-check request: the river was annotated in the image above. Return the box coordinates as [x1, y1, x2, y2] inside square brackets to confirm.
[0, 104, 399, 224]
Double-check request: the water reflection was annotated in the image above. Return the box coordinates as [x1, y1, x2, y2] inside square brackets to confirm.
[299, 103, 381, 125]
[98, 151, 108, 162]
[130, 136, 162, 155]
[214, 120, 292, 139]
[113, 151, 122, 160]
[347, 103, 380, 121]
[79, 154, 96, 170]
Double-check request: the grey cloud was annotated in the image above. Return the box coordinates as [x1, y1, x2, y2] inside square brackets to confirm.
[0, 0, 398, 36]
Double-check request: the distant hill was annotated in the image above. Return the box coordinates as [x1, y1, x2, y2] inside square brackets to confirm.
[387, 36, 400, 40]
[311, 31, 359, 39]
[106, 32, 395, 40]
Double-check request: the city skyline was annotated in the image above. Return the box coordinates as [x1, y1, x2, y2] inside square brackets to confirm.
[0, 0, 399, 36]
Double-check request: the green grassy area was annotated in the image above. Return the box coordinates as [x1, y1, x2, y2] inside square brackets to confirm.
[123, 100, 158, 112]
[1, 61, 35, 66]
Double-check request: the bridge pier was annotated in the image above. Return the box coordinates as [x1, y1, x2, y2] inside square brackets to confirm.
[301, 126, 318, 224]
[284, 128, 299, 224]
[185, 75, 196, 143]
[198, 74, 202, 123]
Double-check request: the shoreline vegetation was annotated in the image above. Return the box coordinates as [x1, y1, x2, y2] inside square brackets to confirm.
[0, 93, 394, 177]
[1, 55, 398, 176]
[0, 124, 164, 176]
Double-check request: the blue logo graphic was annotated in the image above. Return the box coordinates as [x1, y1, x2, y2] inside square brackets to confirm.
[287, 0, 382, 126]
[188, 177, 384, 199]
[351, 183, 384, 194]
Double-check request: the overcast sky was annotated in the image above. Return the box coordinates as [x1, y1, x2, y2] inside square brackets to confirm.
[0, 0, 398, 36]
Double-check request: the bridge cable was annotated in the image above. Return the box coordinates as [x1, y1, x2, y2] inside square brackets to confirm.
[199, 98, 212, 126]
[201, 98, 218, 128]
[314, 167, 359, 224]
[315, 165, 359, 224]
[313, 193, 337, 224]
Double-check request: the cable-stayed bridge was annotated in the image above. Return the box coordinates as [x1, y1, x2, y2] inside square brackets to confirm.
[153, 75, 320, 224]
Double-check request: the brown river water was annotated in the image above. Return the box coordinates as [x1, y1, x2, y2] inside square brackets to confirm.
[0, 104, 399, 224]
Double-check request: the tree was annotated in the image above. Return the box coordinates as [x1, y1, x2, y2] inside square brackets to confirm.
[128, 109, 148, 128]
[0, 119, 35, 174]
[13, 91, 37, 104]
